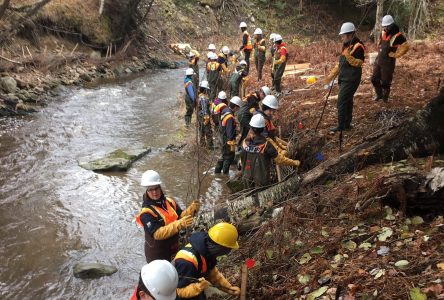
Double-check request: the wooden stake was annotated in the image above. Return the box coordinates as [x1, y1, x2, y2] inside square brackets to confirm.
[70, 43, 78, 56]
[240, 264, 248, 300]
[276, 126, 283, 182]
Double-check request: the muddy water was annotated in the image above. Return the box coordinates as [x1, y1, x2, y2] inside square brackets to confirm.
[0, 69, 229, 299]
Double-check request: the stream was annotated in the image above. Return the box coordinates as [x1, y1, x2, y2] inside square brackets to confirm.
[0, 69, 229, 299]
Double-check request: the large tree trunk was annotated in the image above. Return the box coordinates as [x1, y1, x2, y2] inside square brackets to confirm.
[196, 90, 444, 232]
[374, 0, 383, 45]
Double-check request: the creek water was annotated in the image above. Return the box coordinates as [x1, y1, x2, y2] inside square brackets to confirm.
[0, 69, 229, 299]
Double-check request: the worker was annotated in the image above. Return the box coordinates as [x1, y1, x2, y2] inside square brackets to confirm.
[184, 68, 196, 127]
[174, 222, 241, 299]
[239, 22, 253, 73]
[325, 22, 365, 134]
[272, 34, 288, 95]
[215, 96, 240, 174]
[241, 114, 300, 187]
[253, 28, 266, 81]
[188, 50, 200, 92]
[255, 95, 288, 155]
[136, 170, 200, 262]
[218, 46, 230, 70]
[207, 43, 216, 58]
[207, 52, 223, 102]
[197, 80, 214, 149]
[371, 15, 409, 102]
[237, 86, 271, 146]
[229, 60, 248, 97]
[269, 33, 277, 82]
[129, 260, 178, 300]
[210, 90, 228, 150]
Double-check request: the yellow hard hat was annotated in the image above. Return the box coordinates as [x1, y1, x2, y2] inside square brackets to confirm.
[208, 222, 239, 250]
[306, 76, 317, 85]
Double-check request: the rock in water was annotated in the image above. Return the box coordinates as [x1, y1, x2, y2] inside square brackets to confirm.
[79, 147, 151, 172]
[73, 263, 117, 279]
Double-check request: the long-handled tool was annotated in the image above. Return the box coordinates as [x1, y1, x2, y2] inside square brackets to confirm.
[314, 77, 336, 132]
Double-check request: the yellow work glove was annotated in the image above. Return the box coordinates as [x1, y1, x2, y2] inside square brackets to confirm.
[325, 63, 339, 84]
[176, 277, 210, 298]
[274, 152, 300, 167]
[342, 49, 363, 67]
[274, 55, 286, 65]
[181, 200, 200, 217]
[275, 137, 288, 147]
[209, 268, 239, 295]
[203, 115, 210, 125]
[390, 42, 409, 58]
[227, 140, 236, 152]
[153, 215, 194, 240]
[225, 286, 241, 296]
[267, 137, 287, 153]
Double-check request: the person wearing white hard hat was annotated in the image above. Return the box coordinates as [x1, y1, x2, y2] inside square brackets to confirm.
[188, 50, 200, 92]
[183, 68, 197, 127]
[371, 15, 408, 102]
[325, 22, 365, 134]
[229, 60, 248, 97]
[197, 80, 214, 149]
[269, 33, 278, 82]
[236, 86, 270, 146]
[217, 46, 231, 70]
[206, 52, 223, 102]
[239, 21, 253, 73]
[210, 90, 228, 132]
[241, 114, 299, 187]
[253, 95, 289, 156]
[271, 34, 288, 94]
[253, 28, 266, 81]
[136, 170, 200, 262]
[129, 260, 178, 300]
[214, 96, 239, 174]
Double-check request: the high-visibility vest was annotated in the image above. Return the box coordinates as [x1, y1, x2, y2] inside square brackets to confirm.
[242, 31, 253, 50]
[135, 197, 178, 227]
[382, 31, 402, 48]
[174, 244, 208, 273]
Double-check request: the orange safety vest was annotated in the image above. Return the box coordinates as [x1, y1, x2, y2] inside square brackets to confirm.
[135, 197, 178, 228]
[174, 244, 208, 273]
[212, 102, 227, 115]
[207, 61, 221, 72]
[265, 118, 276, 133]
[221, 111, 234, 127]
[346, 42, 365, 55]
[381, 31, 401, 48]
[242, 31, 253, 51]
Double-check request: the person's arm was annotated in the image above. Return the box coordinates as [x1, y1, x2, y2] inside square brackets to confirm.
[324, 63, 339, 84]
[389, 35, 408, 58]
[152, 216, 193, 240]
[274, 47, 287, 65]
[186, 82, 196, 104]
[208, 268, 240, 296]
[175, 260, 210, 298]
[343, 46, 364, 67]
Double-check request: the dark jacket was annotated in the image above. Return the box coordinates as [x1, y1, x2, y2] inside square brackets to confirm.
[338, 37, 365, 83]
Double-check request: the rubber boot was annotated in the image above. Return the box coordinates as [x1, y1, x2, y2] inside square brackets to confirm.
[222, 161, 230, 175]
[382, 88, 390, 103]
[215, 160, 223, 174]
[185, 116, 191, 127]
[373, 86, 383, 101]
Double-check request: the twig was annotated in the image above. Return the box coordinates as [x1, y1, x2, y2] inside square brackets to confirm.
[25, 46, 32, 59]
[70, 43, 78, 56]
[0, 54, 21, 64]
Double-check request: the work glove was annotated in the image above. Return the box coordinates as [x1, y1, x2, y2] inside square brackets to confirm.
[209, 268, 239, 295]
[182, 200, 200, 217]
[227, 140, 236, 152]
[203, 115, 210, 125]
[388, 52, 396, 58]
[176, 277, 210, 298]
[324, 64, 339, 84]
[274, 153, 300, 167]
[225, 286, 241, 296]
[153, 215, 194, 240]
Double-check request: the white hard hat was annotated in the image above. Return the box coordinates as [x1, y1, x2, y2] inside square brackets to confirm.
[222, 46, 230, 55]
[200, 80, 210, 89]
[262, 95, 278, 109]
[230, 96, 242, 107]
[141, 260, 178, 300]
[260, 86, 271, 96]
[339, 22, 356, 35]
[211, 52, 219, 60]
[249, 113, 266, 128]
[239, 60, 247, 66]
[239, 22, 247, 28]
[206, 52, 213, 59]
[208, 43, 216, 51]
[382, 15, 395, 27]
[218, 91, 227, 100]
[141, 170, 162, 187]
[273, 34, 283, 42]
[254, 28, 263, 35]
[269, 33, 276, 41]
[185, 68, 195, 76]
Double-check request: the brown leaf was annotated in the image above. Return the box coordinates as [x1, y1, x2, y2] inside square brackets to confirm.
[422, 284, 443, 296]
[344, 294, 356, 300]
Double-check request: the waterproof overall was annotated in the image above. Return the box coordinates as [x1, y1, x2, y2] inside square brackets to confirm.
[237, 92, 259, 146]
[215, 107, 236, 174]
[189, 57, 200, 92]
[241, 138, 272, 187]
[241, 31, 253, 73]
[254, 38, 266, 80]
[197, 93, 214, 148]
[272, 44, 287, 92]
[184, 77, 196, 126]
[207, 62, 223, 101]
[337, 38, 364, 131]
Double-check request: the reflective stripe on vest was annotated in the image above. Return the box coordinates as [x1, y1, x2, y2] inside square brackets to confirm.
[174, 244, 208, 273]
[242, 139, 267, 154]
[135, 197, 178, 227]
[349, 42, 364, 55]
[382, 32, 401, 47]
[214, 102, 227, 115]
[243, 31, 253, 50]
[266, 119, 276, 132]
[221, 112, 234, 127]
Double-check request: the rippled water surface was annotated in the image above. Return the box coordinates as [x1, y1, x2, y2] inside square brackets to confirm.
[0, 69, 229, 299]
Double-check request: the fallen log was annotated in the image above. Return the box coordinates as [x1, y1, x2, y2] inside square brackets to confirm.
[196, 90, 444, 231]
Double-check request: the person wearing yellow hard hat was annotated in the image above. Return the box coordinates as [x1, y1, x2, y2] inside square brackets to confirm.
[173, 222, 241, 299]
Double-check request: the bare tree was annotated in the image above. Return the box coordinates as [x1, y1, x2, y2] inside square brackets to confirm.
[374, 0, 383, 44]
[0, 0, 11, 21]
[99, 0, 105, 15]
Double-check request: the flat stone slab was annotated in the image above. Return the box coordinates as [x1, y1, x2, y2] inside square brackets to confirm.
[79, 147, 151, 172]
[73, 262, 117, 279]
